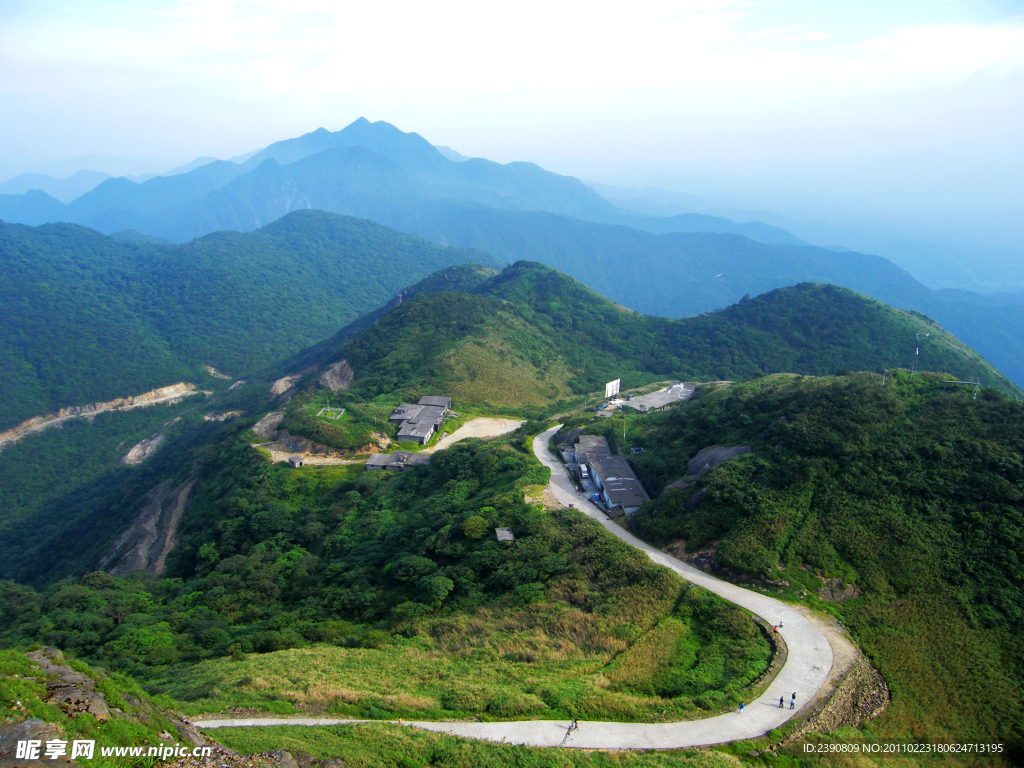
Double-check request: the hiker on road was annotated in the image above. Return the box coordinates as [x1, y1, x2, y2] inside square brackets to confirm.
[779, 696, 784, 708]
[790, 692, 796, 710]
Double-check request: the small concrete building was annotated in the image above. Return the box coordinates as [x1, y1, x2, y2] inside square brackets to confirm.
[365, 451, 433, 472]
[495, 527, 515, 543]
[287, 456, 304, 468]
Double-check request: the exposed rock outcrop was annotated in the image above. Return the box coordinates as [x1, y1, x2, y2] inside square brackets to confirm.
[0, 383, 199, 451]
[204, 411, 244, 422]
[98, 477, 195, 576]
[318, 360, 354, 392]
[25, 649, 109, 722]
[686, 444, 751, 476]
[120, 433, 166, 465]
[819, 577, 860, 602]
[202, 365, 231, 380]
[252, 411, 285, 440]
[657, 444, 751, 500]
[9, 647, 219, 758]
[0, 719, 70, 767]
[270, 375, 301, 397]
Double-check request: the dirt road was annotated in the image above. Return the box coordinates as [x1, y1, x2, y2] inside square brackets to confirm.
[424, 417, 525, 452]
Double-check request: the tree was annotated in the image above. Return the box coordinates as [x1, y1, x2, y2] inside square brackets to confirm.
[462, 515, 489, 539]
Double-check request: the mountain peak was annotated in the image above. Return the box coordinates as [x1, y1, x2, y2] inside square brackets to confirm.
[241, 118, 445, 171]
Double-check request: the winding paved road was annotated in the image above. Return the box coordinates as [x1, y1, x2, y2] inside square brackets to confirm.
[196, 425, 835, 749]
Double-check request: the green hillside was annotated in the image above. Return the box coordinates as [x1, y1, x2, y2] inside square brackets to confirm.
[616, 373, 1024, 751]
[0, 211, 499, 430]
[0, 430, 771, 725]
[307, 261, 1018, 413]
[3, 117, 1021, 391]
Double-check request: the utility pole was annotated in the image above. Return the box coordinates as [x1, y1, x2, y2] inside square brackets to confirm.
[882, 369, 888, 386]
[911, 334, 920, 378]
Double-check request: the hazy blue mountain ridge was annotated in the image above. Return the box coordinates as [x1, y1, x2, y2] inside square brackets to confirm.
[0, 170, 111, 203]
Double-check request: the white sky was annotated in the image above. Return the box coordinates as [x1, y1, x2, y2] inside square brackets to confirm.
[0, 0, 1022, 242]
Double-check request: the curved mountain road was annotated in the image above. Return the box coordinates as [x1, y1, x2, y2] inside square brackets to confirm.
[196, 424, 836, 749]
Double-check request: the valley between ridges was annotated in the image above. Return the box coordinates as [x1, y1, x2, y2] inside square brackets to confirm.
[191, 425, 855, 750]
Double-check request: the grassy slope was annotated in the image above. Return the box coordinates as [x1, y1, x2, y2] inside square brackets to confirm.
[0, 211, 499, 430]
[622, 372, 1023, 752]
[309, 262, 1018, 412]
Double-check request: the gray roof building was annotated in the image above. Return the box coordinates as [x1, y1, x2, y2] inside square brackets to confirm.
[495, 527, 515, 543]
[388, 397, 451, 444]
[574, 435, 611, 464]
[418, 396, 452, 410]
[586, 455, 650, 515]
[395, 404, 447, 444]
[388, 403, 423, 424]
[366, 451, 433, 472]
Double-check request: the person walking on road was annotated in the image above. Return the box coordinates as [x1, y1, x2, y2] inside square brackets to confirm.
[739, 702, 745, 714]
[790, 692, 796, 710]
[779, 696, 784, 708]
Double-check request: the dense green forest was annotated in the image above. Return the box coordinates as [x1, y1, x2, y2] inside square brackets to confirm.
[0, 402, 207, 587]
[310, 261, 1017, 410]
[614, 372, 1024, 751]
[0, 430, 769, 723]
[0, 211, 498, 430]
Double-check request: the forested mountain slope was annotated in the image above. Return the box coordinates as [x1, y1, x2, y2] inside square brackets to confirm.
[309, 261, 1018, 406]
[0, 211, 498, 430]
[618, 373, 1024, 753]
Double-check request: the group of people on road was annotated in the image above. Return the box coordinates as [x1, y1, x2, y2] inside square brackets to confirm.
[739, 692, 796, 714]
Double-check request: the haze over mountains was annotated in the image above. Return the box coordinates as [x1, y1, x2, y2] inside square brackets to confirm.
[2, 118, 1023, 388]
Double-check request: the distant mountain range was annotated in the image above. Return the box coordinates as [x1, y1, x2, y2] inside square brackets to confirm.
[0, 170, 111, 203]
[0, 118, 805, 245]
[1, 118, 1022, 388]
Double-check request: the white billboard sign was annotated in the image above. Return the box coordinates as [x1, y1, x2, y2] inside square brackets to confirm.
[604, 378, 621, 398]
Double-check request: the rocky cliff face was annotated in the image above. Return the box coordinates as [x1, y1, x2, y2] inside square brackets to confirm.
[97, 475, 195, 576]
[318, 360, 354, 392]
